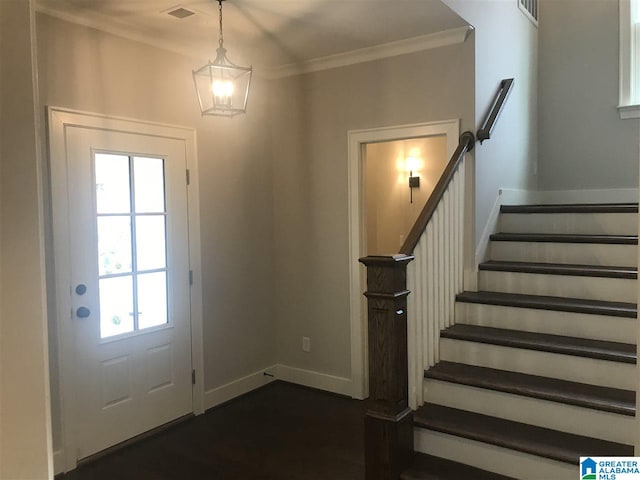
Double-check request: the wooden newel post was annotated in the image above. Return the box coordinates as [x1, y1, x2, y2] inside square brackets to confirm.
[359, 254, 415, 480]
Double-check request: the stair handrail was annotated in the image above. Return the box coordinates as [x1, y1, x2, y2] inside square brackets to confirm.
[359, 78, 516, 479]
[400, 77, 515, 255]
[399, 131, 475, 255]
[477, 78, 514, 143]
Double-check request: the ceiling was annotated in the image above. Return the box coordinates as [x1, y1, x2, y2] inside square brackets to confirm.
[35, 0, 469, 69]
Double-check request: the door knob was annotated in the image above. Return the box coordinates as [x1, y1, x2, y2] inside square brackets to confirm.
[75, 284, 87, 295]
[76, 306, 91, 318]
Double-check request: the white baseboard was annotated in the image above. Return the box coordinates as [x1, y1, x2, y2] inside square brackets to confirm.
[54, 449, 64, 475]
[274, 364, 353, 397]
[497, 188, 539, 205]
[475, 190, 504, 269]
[467, 188, 536, 292]
[527, 188, 639, 204]
[203, 364, 353, 411]
[204, 365, 277, 411]
[474, 188, 530, 271]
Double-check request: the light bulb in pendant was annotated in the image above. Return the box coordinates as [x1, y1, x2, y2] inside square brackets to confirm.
[212, 79, 234, 106]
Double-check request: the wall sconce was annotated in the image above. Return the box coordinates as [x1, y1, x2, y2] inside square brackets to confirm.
[405, 154, 422, 204]
[409, 171, 420, 203]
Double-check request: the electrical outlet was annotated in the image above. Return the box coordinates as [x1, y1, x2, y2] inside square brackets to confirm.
[302, 336, 311, 352]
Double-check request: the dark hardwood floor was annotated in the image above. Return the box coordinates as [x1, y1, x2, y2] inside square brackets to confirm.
[58, 381, 366, 480]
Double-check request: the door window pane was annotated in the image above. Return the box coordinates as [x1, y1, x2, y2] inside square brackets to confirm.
[135, 216, 166, 271]
[137, 272, 168, 330]
[98, 216, 132, 276]
[95, 154, 131, 214]
[96, 152, 170, 339]
[99, 276, 134, 338]
[134, 157, 165, 213]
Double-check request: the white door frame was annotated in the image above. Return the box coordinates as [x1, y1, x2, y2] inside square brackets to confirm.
[48, 107, 204, 472]
[347, 119, 460, 400]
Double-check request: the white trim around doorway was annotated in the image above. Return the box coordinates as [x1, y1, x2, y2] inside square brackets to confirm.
[347, 119, 460, 400]
[48, 107, 204, 472]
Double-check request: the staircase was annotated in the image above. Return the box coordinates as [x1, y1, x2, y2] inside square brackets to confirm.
[404, 203, 638, 479]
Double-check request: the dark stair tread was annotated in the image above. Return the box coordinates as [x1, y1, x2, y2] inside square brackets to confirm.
[479, 260, 637, 279]
[456, 290, 637, 318]
[490, 233, 638, 244]
[501, 203, 639, 214]
[425, 361, 635, 416]
[440, 324, 636, 364]
[401, 453, 515, 480]
[414, 404, 633, 464]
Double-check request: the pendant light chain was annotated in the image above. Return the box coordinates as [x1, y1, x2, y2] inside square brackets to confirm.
[218, 0, 224, 48]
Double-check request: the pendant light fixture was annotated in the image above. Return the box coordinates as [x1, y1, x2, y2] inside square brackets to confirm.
[193, 0, 252, 117]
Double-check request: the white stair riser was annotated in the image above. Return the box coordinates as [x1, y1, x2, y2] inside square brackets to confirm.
[478, 271, 636, 303]
[414, 428, 576, 480]
[455, 302, 635, 343]
[490, 241, 637, 267]
[500, 213, 638, 235]
[424, 379, 634, 445]
[440, 338, 636, 390]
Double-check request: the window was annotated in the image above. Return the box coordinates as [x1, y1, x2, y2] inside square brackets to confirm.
[620, 0, 640, 118]
[95, 153, 169, 339]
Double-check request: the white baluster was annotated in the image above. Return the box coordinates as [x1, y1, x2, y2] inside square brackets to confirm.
[426, 223, 436, 366]
[438, 204, 445, 334]
[407, 159, 467, 409]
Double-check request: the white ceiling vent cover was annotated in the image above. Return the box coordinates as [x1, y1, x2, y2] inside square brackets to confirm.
[518, 0, 538, 26]
[166, 7, 195, 19]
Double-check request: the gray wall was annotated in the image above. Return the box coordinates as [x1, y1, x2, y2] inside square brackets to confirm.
[270, 42, 475, 379]
[538, 0, 640, 191]
[443, 0, 539, 243]
[36, 13, 277, 453]
[1, 1, 52, 478]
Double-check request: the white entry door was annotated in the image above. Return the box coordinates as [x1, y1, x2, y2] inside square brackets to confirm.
[61, 125, 193, 460]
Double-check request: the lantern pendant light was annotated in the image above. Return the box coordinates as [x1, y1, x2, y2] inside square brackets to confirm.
[192, 0, 252, 117]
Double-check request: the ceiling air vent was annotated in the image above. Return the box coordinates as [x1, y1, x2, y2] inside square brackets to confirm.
[167, 7, 195, 19]
[518, 0, 538, 26]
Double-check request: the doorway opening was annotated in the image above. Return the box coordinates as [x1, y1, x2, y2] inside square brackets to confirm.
[347, 120, 460, 400]
[364, 135, 448, 255]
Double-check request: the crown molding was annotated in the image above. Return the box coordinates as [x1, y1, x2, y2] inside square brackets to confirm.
[35, 5, 472, 79]
[266, 25, 474, 79]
